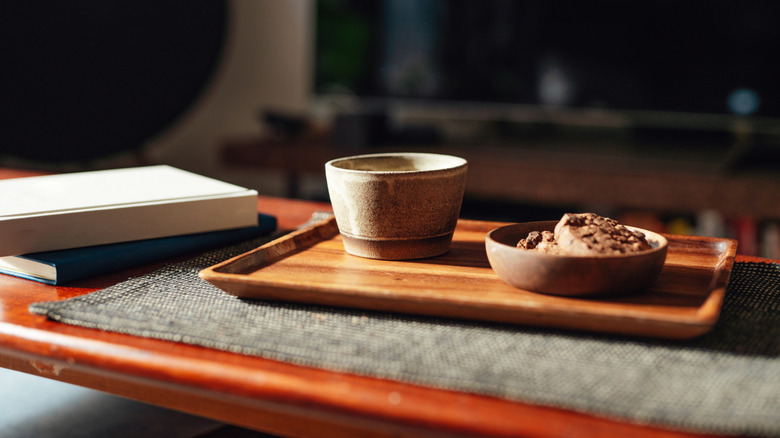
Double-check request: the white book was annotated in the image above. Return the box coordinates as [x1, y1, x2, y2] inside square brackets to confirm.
[0, 165, 259, 256]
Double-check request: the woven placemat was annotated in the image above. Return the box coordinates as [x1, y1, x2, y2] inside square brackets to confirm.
[29, 223, 780, 437]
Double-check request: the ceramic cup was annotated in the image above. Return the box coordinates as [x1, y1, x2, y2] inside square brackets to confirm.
[325, 152, 468, 260]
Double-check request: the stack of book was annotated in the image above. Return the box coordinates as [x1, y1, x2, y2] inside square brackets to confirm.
[0, 165, 275, 285]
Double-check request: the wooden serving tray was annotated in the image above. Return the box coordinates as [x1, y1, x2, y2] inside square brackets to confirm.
[199, 217, 738, 339]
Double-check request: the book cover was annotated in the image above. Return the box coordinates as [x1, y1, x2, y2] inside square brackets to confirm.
[0, 214, 276, 285]
[0, 165, 259, 256]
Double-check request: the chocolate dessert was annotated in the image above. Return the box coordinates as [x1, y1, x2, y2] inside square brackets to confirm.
[517, 213, 652, 255]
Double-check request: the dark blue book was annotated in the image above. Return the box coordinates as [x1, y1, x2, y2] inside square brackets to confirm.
[0, 213, 276, 285]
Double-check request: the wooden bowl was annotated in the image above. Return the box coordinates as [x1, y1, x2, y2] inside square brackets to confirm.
[485, 221, 668, 297]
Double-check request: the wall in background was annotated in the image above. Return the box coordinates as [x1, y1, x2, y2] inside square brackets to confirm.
[145, 0, 312, 193]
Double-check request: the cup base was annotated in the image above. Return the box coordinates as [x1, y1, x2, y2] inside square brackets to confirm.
[340, 231, 454, 260]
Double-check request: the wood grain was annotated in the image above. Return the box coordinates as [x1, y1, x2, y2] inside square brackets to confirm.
[200, 217, 736, 339]
[0, 168, 754, 438]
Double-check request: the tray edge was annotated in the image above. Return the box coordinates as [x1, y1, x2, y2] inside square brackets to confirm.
[199, 218, 740, 340]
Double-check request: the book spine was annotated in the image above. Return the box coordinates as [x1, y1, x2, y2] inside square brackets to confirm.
[0, 193, 258, 256]
[53, 214, 276, 284]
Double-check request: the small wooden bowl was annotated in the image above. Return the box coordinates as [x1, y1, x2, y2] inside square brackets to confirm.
[485, 221, 668, 297]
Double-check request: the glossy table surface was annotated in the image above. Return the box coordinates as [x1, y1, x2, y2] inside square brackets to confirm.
[0, 168, 769, 438]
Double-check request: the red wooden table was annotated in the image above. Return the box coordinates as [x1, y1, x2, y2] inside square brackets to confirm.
[0, 168, 765, 438]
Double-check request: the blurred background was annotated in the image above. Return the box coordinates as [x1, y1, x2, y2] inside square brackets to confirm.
[1, 0, 779, 257]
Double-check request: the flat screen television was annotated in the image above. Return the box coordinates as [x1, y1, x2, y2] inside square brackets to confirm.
[313, 0, 780, 144]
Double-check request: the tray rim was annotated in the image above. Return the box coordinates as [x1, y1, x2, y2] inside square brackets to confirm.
[199, 216, 738, 339]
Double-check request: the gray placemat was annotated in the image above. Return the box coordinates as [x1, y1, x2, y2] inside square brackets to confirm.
[29, 222, 780, 437]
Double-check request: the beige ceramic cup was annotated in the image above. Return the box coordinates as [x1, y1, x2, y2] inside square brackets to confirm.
[325, 152, 468, 260]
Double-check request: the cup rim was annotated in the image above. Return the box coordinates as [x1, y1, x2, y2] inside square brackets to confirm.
[325, 152, 467, 174]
